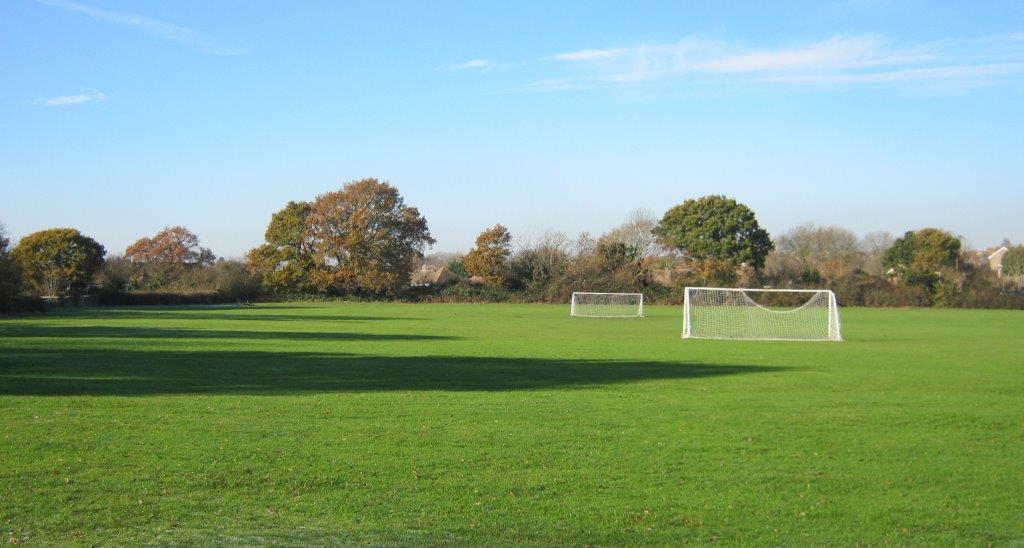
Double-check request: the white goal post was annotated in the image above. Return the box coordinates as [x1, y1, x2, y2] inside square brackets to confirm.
[570, 292, 644, 318]
[682, 287, 842, 342]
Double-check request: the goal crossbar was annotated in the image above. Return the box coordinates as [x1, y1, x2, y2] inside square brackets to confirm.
[684, 286, 829, 293]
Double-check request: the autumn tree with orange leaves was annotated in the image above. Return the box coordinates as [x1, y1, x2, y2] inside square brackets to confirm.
[126, 226, 216, 266]
[306, 178, 434, 295]
[123, 226, 216, 289]
[464, 224, 512, 285]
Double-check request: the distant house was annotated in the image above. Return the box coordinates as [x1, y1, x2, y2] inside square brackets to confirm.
[969, 246, 1009, 277]
[965, 246, 1010, 277]
[987, 246, 1009, 277]
[410, 265, 459, 287]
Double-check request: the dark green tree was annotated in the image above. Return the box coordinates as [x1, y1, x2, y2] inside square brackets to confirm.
[0, 223, 23, 311]
[883, 228, 961, 285]
[12, 228, 105, 297]
[446, 258, 468, 278]
[883, 228, 962, 303]
[653, 195, 774, 269]
[1001, 245, 1024, 278]
[247, 201, 316, 292]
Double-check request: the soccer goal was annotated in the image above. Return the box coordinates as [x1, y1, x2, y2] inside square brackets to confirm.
[570, 292, 644, 318]
[682, 287, 841, 341]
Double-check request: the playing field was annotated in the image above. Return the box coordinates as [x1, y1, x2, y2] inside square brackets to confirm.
[1, 303, 1022, 544]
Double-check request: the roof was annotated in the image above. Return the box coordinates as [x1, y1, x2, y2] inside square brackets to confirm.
[411, 265, 457, 286]
[988, 246, 1009, 260]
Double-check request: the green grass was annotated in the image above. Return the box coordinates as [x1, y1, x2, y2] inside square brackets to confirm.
[1, 303, 1022, 545]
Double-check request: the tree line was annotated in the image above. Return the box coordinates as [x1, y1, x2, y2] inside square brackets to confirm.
[2, 177, 1023, 312]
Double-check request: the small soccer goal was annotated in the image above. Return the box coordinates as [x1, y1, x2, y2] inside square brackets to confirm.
[570, 292, 644, 318]
[682, 287, 842, 341]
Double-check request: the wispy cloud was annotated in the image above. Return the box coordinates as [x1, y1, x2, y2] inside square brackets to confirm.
[531, 33, 1024, 92]
[442, 59, 497, 71]
[552, 48, 626, 62]
[518, 78, 591, 93]
[33, 91, 107, 107]
[760, 63, 1023, 84]
[694, 35, 929, 72]
[37, 0, 241, 55]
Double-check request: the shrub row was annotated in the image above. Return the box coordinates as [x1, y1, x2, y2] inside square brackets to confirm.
[0, 295, 45, 314]
[97, 290, 237, 306]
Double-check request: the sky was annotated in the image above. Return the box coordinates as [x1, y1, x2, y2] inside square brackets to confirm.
[1, 0, 1023, 257]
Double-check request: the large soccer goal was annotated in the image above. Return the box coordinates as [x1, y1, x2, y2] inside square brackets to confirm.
[682, 287, 841, 341]
[570, 292, 644, 318]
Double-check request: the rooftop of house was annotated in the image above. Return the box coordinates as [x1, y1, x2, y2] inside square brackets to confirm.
[988, 246, 1009, 260]
[410, 264, 456, 286]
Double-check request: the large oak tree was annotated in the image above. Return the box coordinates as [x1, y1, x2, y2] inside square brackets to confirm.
[307, 178, 435, 295]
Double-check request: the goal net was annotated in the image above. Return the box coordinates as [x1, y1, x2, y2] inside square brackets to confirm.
[571, 292, 644, 318]
[683, 287, 841, 341]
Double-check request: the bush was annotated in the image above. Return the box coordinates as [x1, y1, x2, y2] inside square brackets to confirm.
[93, 258, 263, 305]
[446, 259, 468, 278]
[422, 281, 524, 303]
[766, 269, 933, 308]
[0, 252, 21, 312]
[209, 260, 261, 302]
[948, 286, 1024, 309]
[828, 271, 891, 306]
[861, 284, 932, 308]
[945, 267, 1024, 309]
[0, 223, 28, 313]
[97, 290, 223, 306]
[507, 247, 568, 299]
[94, 255, 135, 293]
[1, 295, 44, 314]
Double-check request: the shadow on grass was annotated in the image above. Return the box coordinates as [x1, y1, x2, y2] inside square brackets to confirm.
[43, 306, 418, 323]
[0, 347, 787, 396]
[5, 325, 454, 342]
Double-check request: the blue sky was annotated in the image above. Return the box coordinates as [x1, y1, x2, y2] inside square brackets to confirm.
[2, 0, 1022, 257]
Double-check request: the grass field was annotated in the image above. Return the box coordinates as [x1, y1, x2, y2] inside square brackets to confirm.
[1, 303, 1022, 544]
